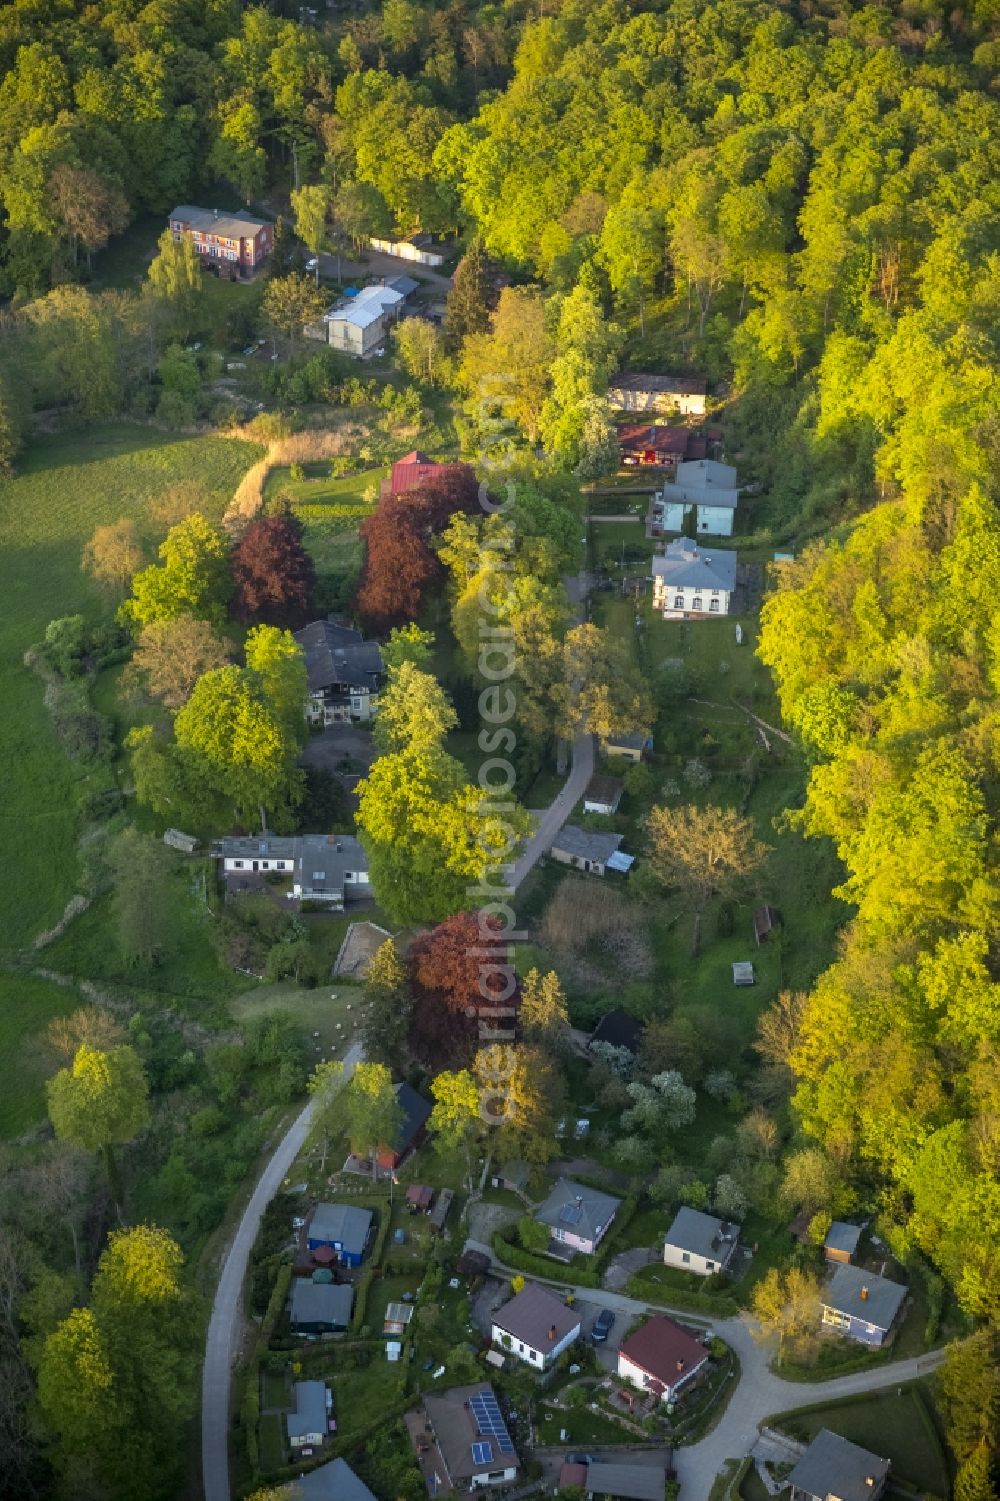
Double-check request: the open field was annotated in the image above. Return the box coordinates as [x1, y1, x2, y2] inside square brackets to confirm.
[0, 974, 79, 1137]
[263, 463, 387, 508]
[0, 426, 261, 1130]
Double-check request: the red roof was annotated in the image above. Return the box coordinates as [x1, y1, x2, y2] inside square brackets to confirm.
[617, 425, 692, 455]
[558, 1463, 588, 1490]
[686, 435, 708, 459]
[389, 452, 453, 497]
[619, 1315, 709, 1387]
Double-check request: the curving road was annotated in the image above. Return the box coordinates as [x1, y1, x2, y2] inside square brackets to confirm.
[509, 729, 595, 891]
[201, 1042, 362, 1501]
[465, 1238, 945, 1501]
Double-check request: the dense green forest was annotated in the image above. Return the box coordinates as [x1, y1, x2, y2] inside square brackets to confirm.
[1, 0, 999, 1497]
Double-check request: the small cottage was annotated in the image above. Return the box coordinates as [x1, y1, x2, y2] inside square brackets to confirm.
[550, 825, 626, 877]
[824, 1222, 862, 1265]
[491, 1283, 581, 1370]
[534, 1177, 621, 1256]
[787, 1429, 890, 1501]
[662, 1207, 739, 1277]
[617, 1315, 710, 1403]
[753, 905, 781, 944]
[820, 1264, 906, 1348]
[582, 774, 624, 816]
[288, 1280, 354, 1335]
[306, 1203, 373, 1267]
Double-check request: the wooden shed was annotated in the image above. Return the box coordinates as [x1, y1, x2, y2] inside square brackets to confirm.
[753, 905, 781, 945]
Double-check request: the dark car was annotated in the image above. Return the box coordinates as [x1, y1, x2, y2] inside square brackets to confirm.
[590, 1308, 616, 1343]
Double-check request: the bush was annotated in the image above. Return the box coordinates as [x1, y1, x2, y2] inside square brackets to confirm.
[492, 1232, 601, 1288]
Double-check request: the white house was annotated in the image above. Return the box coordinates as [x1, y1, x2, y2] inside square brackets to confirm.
[294, 620, 384, 725]
[285, 1379, 331, 1451]
[415, 1384, 519, 1490]
[608, 372, 708, 416]
[662, 1207, 739, 1277]
[307, 284, 405, 356]
[491, 1283, 581, 1369]
[651, 539, 737, 619]
[653, 481, 738, 537]
[617, 1315, 711, 1402]
[583, 774, 624, 816]
[214, 833, 370, 908]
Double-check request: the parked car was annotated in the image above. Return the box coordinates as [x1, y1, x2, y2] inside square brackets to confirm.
[590, 1309, 615, 1344]
[305, 257, 318, 270]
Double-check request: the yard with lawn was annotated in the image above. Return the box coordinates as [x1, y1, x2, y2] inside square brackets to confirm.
[0, 425, 262, 1133]
[537, 1397, 640, 1446]
[228, 978, 368, 1065]
[263, 463, 387, 509]
[768, 1382, 949, 1496]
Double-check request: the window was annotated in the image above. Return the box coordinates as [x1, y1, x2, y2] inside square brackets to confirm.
[681, 1252, 690, 1264]
[709, 599, 719, 612]
[822, 1307, 851, 1330]
[674, 596, 684, 609]
[261, 861, 269, 869]
[233, 860, 243, 868]
[692, 597, 702, 611]
[706, 1260, 715, 1272]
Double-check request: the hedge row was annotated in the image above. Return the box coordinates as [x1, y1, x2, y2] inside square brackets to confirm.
[625, 1271, 739, 1318]
[593, 1194, 640, 1273]
[259, 1261, 293, 1357]
[492, 1232, 601, 1289]
[291, 503, 373, 522]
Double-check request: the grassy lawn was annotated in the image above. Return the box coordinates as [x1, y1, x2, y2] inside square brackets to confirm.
[228, 978, 366, 1063]
[537, 1399, 639, 1446]
[262, 1368, 290, 1411]
[330, 1359, 406, 1436]
[264, 464, 387, 507]
[368, 1272, 423, 1331]
[258, 1411, 288, 1473]
[770, 1383, 948, 1495]
[0, 974, 80, 1136]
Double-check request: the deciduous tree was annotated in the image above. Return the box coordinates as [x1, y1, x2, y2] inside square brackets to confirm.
[122, 513, 231, 629]
[82, 519, 144, 596]
[47, 1044, 149, 1207]
[128, 614, 231, 709]
[341, 1062, 402, 1174]
[261, 273, 325, 352]
[647, 803, 769, 951]
[231, 514, 316, 626]
[107, 826, 176, 966]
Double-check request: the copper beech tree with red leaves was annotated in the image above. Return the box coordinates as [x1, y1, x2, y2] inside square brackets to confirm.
[407, 911, 518, 1067]
[231, 515, 316, 626]
[355, 468, 480, 633]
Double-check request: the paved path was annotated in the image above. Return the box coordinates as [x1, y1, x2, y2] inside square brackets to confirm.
[201, 1043, 362, 1501]
[466, 1239, 945, 1500]
[508, 730, 594, 890]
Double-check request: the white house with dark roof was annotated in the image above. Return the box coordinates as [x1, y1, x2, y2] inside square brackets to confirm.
[408, 1382, 519, 1490]
[608, 373, 708, 416]
[820, 1264, 907, 1348]
[214, 833, 369, 908]
[534, 1177, 622, 1256]
[294, 620, 384, 724]
[652, 539, 737, 619]
[550, 825, 628, 877]
[285, 1379, 331, 1450]
[617, 1314, 711, 1403]
[787, 1429, 890, 1501]
[491, 1283, 581, 1369]
[583, 774, 624, 815]
[662, 1207, 739, 1277]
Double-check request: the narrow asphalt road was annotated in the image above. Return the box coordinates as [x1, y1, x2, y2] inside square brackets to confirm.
[466, 1238, 945, 1500]
[201, 1042, 362, 1501]
[508, 729, 595, 890]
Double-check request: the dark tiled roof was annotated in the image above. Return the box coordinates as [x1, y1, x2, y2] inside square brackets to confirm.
[294, 620, 383, 695]
[823, 1264, 906, 1330]
[551, 825, 623, 864]
[665, 1207, 738, 1262]
[787, 1429, 890, 1501]
[535, 1178, 621, 1240]
[493, 1283, 580, 1350]
[390, 1082, 432, 1151]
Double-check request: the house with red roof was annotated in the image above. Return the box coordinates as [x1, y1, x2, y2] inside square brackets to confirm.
[383, 451, 476, 501]
[617, 1314, 710, 1403]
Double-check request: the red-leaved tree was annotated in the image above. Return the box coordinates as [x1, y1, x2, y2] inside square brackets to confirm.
[231, 515, 316, 625]
[354, 469, 480, 633]
[407, 911, 517, 1067]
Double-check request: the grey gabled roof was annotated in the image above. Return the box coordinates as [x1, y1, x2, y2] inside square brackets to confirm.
[787, 1429, 890, 1501]
[825, 1221, 862, 1256]
[582, 1461, 669, 1501]
[386, 274, 420, 295]
[295, 1457, 378, 1501]
[664, 1206, 738, 1262]
[216, 834, 368, 895]
[169, 204, 269, 239]
[294, 620, 384, 694]
[289, 1280, 354, 1326]
[493, 1282, 581, 1349]
[610, 373, 707, 397]
[675, 458, 737, 489]
[535, 1177, 621, 1239]
[309, 1203, 373, 1255]
[550, 825, 623, 864]
[658, 481, 739, 510]
[286, 1380, 328, 1441]
[653, 539, 737, 593]
[822, 1264, 906, 1331]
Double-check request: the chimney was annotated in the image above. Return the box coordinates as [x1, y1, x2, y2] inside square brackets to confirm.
[676, 1359, 685, 1372]
[548, 1325, 557, 1342]
[860, 1285, 869, 1301]
[865, 1480, 875, 1490]
[213, 207, 219, 219]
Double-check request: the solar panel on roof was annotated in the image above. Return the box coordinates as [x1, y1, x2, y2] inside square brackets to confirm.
[468, 1392, 514, 1454]
[471, 1440, 493, 1465]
